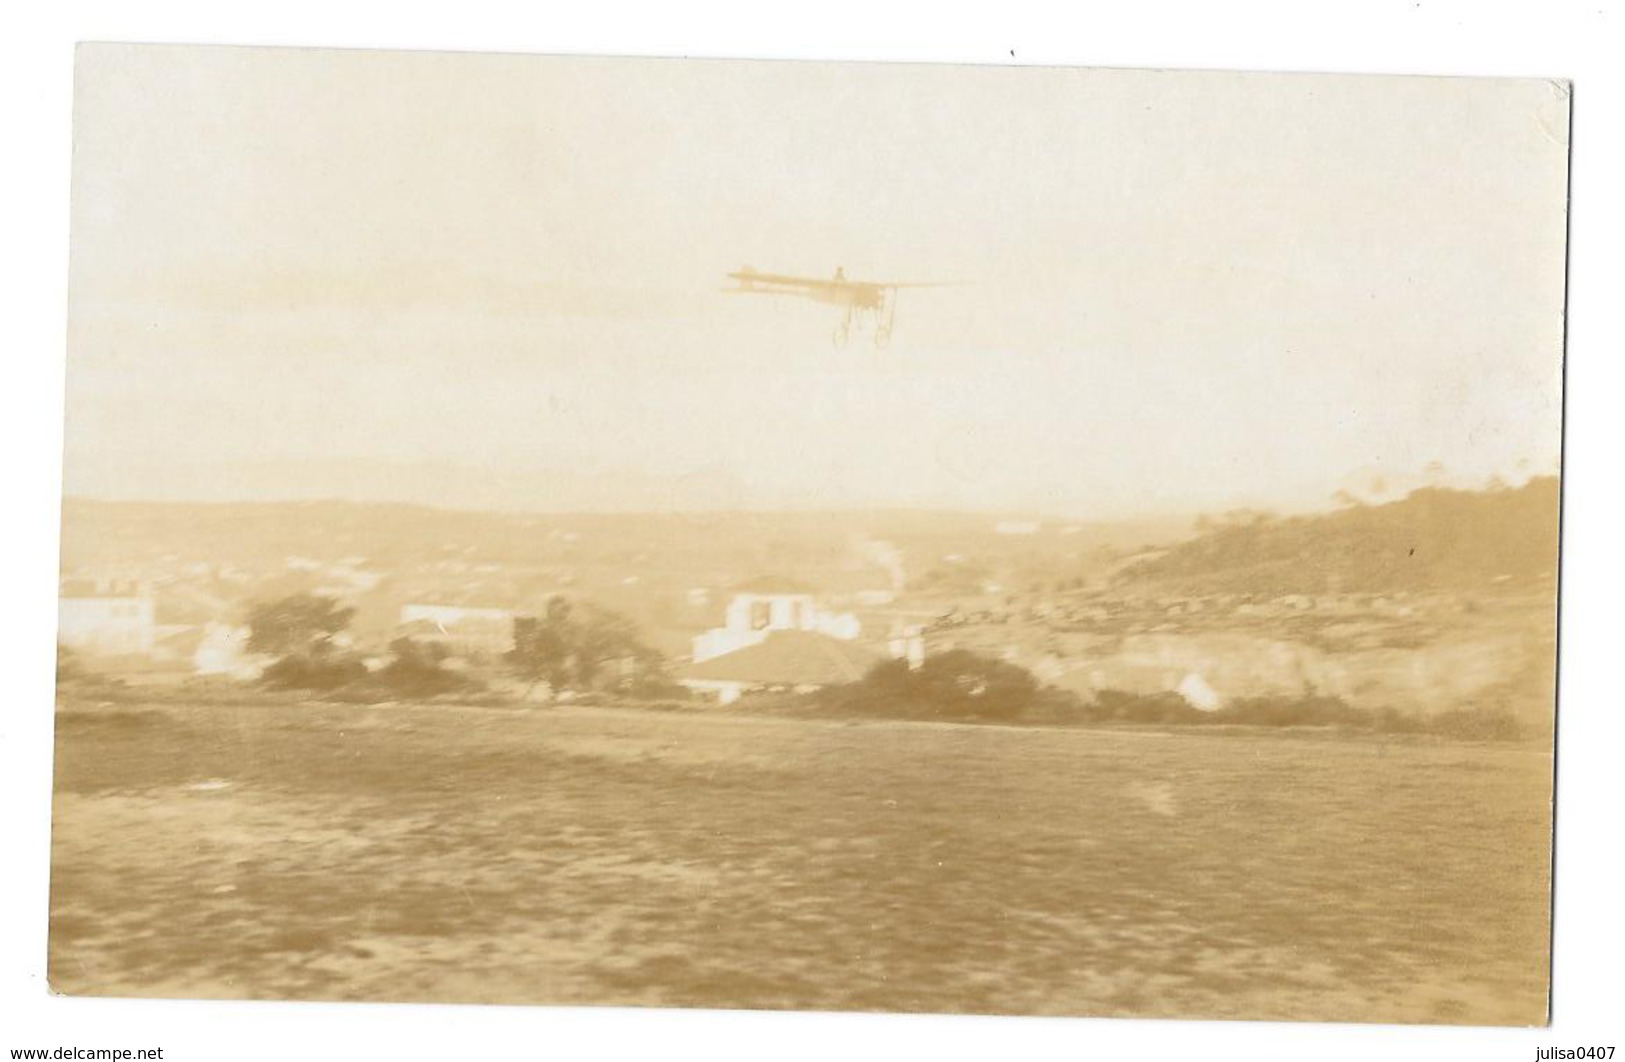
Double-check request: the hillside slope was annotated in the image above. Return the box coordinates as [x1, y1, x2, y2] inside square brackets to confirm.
[1118, 478, 1560, 597]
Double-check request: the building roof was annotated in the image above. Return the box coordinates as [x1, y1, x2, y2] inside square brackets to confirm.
[680, 630, 882, 687]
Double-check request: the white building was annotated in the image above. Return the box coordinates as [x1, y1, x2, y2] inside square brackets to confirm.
[59, 579, 156, 656]
[690, 579, 861, 664]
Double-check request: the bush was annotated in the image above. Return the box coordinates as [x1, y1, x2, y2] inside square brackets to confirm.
[1081, 689, 1380, 731]
[1085, 689, 1208, 725]
[1020, 686, 1095, 726]
[819, 651, 1049, 723]
[618, 675, 694, 701]
[1218, 694, 1371, 728]
[1373, 705, 1427, 734]
[375, 637, 474, 698]
[259, 653, 368, 691]
[246, 591, 370, 694]
[1073, 689, 1525, 741]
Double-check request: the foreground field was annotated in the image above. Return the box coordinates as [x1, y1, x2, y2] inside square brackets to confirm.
[49, 699, 1552, 1023]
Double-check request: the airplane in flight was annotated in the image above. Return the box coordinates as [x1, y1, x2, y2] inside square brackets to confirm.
[723, 266, 948, 348]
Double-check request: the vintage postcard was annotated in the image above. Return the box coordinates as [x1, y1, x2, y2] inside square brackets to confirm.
[53, 44, 1567, 1023]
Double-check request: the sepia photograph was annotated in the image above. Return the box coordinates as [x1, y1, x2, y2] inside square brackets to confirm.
[49, 42, 1568, 1027]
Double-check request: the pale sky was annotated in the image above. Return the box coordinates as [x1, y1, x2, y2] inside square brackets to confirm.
[65, 45, 1569, 517]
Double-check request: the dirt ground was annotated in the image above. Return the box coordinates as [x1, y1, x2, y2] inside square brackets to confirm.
[48, 698, 1553, 1023]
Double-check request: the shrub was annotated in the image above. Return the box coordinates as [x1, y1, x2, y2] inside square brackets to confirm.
[819, 651, 1048, 723]
[375, 637, 473, 698]
[1082, 689, 1207, 725]
[259, 653, 368, 691]
[1218, 694, 1371, 728]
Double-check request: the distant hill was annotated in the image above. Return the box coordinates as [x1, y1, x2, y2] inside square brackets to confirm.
[1116, 477, 1560, 597]
[57, 498, 1186, 593]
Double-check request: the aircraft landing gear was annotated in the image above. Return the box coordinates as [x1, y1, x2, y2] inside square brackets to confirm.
[833, 307, 854, 348]
[828, 292, 898, 350]
[873, 288, 898, 350]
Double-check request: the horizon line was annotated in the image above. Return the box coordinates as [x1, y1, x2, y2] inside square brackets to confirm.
[59, 475, 1554, 525]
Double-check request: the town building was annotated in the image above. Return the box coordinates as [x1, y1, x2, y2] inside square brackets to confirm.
[690, 577, 861, 663]
[58, 578, 156, 657]
[679, 629, 883, 705]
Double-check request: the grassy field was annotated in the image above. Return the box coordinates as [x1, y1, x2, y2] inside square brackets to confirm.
[48, 698, 1552, 1023]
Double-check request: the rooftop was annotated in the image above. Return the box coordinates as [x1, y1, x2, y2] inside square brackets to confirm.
[680, 630, 881, 687]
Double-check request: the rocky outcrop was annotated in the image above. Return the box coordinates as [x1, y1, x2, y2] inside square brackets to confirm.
[1044, 627, 1554, 722]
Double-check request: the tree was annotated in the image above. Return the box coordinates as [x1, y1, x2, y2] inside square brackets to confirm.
[246, 593, 362, 691]
[259, 651, 366, 691]
[825, 650, 1043, 723]
[246, 593, 355, 659]
[376, 637, 471, 698]
[910, 650, 1040, 721]
[508, 596, 669, 696]
[572, 603, 665, 690]
[509, 598, 576, 690]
